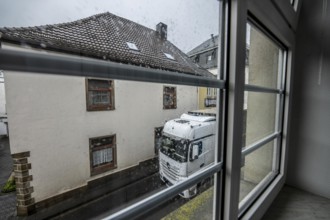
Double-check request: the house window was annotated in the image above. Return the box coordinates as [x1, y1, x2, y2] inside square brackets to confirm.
[207, 55, 212, 62]
[126, 42, 139, 51]
[194, 55, 200, 63]
[163, 86, 177, 109]
[89, 135, 117, 176]
[164, 52, 175, 60]
[207, 88, 212, 97]
[212, 49, 217, 58]
[86, 79, 114, 111]
[154, 127, 163, 155]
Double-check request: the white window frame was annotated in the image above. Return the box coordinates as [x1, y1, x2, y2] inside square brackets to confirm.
[222, 1, 296, 219]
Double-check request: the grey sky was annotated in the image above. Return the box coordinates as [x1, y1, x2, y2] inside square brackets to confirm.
[0, 0, 219, 53]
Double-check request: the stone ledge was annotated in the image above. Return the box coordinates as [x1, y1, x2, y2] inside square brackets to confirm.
[17, 186, 34, 195]
[14, 170, 29, 178]
[17, 198, 35, 206]
[13, 158, 28, 164]
[17, 204, 36, 216]
[14, 163, 32, 172]
[16, 181, 30, 189]
[12, 151, 30, 159]
[15, 175, 33, 183]
[17, 193, 32, 201]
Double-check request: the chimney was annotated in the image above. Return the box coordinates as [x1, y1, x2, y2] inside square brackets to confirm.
[156, 22, 167, 40]
[211, 34, 215, 44]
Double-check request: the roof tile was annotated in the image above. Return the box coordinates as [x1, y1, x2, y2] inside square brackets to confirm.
[0, 12, 212, 78]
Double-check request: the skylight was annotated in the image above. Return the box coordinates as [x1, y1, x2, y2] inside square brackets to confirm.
[164, 52, 175, 60]
[126, 42, 139, 51]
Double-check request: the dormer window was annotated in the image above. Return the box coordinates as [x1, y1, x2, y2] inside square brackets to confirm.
[164, 52, 175, 60]
[126, 42, 139, 51]
[194, 55, 200, 63]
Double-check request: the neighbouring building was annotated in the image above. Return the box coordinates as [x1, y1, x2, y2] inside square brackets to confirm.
[0, 12, 212, 216]
[187, 35, 219, 109]
[188, 34, 250, 110]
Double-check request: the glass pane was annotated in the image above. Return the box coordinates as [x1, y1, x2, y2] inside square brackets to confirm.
[89, 91, 111, 105]
[243, 92, 278, 146]
[245, 23, 283, 89]
[199, 88, 218, 109]
[240, 141, 275, 201]
[1, 0, 222, 218]
[4, 74, 219, 218]
[93, 148, 113, 166]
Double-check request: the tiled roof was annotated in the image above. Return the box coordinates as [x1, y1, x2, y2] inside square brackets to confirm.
[187, 35, 219, 56]
[0, 12, 212, 77]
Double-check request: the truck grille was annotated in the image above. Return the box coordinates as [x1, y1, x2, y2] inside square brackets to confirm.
[160, 160, 180, 181]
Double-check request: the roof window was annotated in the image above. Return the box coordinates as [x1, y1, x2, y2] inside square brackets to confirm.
[164, 52, 175, 60]
[126, 42, 139, 51]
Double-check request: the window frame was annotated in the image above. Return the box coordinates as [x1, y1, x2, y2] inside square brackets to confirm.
[89, 134, 117, 176]
[225, 0, 296, 219]
[238, 18, 288, 217]
[163, 86, 177, 109]
[207, 54, 213, 62]
[0, 0, 299, 219]
[86, 78, 115, 111]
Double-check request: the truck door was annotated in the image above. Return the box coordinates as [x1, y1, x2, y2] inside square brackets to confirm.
[187, 141, 205, 175]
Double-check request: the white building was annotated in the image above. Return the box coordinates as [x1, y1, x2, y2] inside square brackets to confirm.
[0, 12, 212, 216]
[0, 70, 7, 136]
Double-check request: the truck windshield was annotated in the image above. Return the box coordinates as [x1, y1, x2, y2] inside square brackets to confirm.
[160, 136, 188, 163]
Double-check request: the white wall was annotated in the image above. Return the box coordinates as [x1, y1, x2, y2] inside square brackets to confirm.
[0, 71, 5, 114]
[0, 71, 7, 136]
[3, 45, 198, 201]
[287, 0, 330, 199]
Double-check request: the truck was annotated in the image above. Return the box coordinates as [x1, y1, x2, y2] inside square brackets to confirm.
[159, 109, 216, 198]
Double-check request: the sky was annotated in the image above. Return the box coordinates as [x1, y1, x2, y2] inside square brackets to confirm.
[0, 0, 219, 53]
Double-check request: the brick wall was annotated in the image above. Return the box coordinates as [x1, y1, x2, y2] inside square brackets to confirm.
[12, 151, 35, 216]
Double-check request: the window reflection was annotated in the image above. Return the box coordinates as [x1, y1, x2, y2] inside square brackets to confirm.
[239, 22, 285, 211]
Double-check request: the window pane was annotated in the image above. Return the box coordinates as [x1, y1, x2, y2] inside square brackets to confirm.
[246, 23, 283, 89]
[89, 91, 111, 105]
[200, 87, 218, 109]
[0, 0, 222, 218]
[240, 140, 275, 201]
[243, 92, 278, 146]
[87, 79, 114, 111]
[163, 86, 177, 109]
[93, 148, 113, 166]
[240, 21, 286, 212]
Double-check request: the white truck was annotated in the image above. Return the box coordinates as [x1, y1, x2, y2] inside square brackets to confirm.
[159, 109, 216, 198]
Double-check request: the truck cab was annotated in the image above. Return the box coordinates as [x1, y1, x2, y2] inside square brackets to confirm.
[159, 110, 216, 198]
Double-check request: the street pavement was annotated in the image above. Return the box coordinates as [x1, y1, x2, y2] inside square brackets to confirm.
[0, 137, 17, 219]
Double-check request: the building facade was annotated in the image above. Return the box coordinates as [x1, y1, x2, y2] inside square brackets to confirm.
[188, 35, 219, 109]
[0, 12, 212, 216]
